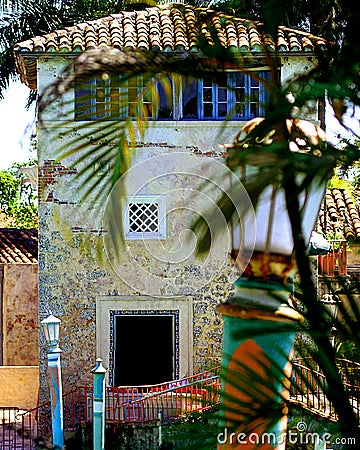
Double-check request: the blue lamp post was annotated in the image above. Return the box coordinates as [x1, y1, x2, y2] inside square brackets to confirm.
[41, 313, 65, 449]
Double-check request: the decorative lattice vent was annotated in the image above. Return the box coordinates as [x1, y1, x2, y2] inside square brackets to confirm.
[128, 202, 159, 233]
[124, 195, 166, 239]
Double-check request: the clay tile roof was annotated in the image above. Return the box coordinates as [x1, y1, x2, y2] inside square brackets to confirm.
[225, 19, 238, 48]
[0, 229, 38, 264]
[316, 189, 360, 241]
[110, 18, 123, 49]
[14, 4, 328, 90]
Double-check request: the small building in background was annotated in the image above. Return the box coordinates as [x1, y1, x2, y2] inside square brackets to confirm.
[0, 228, 38, 410]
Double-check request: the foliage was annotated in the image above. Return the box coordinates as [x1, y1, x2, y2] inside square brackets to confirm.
[0, 0, 129, 98]
[26, 0, 360, 447]
[0, 161, 38, 228]
[161, 407, 220, 449]
[327, 173, 357, 198]
[0, 170, 19, 214]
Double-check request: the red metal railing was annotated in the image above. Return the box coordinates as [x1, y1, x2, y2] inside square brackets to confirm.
[1, 360, 358, 448]
[102, 368, 221, 423]
[291, 358, 360, 421]
[0, 367, 220, 448]
[318, 240, 347, 276]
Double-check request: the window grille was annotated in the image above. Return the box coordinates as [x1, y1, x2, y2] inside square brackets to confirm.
[124, 195, 166, 239]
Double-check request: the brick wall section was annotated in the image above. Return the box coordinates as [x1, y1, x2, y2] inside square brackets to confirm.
[39, 160, 77, 202]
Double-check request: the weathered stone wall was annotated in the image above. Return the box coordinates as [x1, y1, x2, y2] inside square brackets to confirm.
[38, 153, 234, 394]
[2, 264, 38, 366]
[348, 243, 360, 266]
[36, 54, 318, 397]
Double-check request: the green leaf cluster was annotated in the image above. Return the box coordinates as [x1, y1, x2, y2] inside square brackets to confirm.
[0, 163, 38, 228]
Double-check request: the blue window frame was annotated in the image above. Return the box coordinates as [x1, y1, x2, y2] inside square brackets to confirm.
[75, 71, 269, 121]
[75, 73, 173, 120]
[182, 71, 270, 120]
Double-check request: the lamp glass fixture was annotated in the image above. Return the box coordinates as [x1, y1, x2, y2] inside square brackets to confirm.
[237, 173, 326, 256]
[231, 118, 327, 258]
[41, 313, 61, 346]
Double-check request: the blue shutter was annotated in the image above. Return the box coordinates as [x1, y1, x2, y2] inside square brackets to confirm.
[74, 78, 93, 120]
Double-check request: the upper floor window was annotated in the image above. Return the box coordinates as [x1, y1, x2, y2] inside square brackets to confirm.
[75, 74, 172, 120]
[75, 71, 270, 121]
[183, 72, 269, 120]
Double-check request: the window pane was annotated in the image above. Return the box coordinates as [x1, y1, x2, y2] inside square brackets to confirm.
[74, 80, 92, 120]
[109, 88, 120, 118]
[235, 87, 245, 103]
[96, 102, 106, 118]
[96, 78, 107, 90]
[128, 87, 138, 109]
[235, 103, 245, 118]
[250, 103, 259, 117]
[203, 103, 213, 117]
[218, 103, 227, 117]
[251, 89, 259, 102]
[203, 77, 212, 88]
[95, 89, 106, 102]
[203, 88, 213, 102]
[183, 78, 198, 119]
[218, 88, 227, 102]
[128, 77, 138, 88]
[251, 76, 260, 87]
[158, 78, 173, 119]
[234, 73, 245, 87]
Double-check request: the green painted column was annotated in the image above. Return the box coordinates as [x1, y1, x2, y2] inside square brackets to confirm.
[217, 277, 301, 450]
[92, 358, 107, 450]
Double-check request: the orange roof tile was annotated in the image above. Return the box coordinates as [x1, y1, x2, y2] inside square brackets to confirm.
[14, 4, 327, 90]
[316, 189, 360, 241]
[0, 229, 38, 264]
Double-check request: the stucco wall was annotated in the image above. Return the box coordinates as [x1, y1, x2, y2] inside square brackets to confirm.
[2, 264, 38, 366]
[348, 243, 360, 266]
[36, 54, 319, 396]
[37, 148, 235, 394]
[0, 366, 39, 410]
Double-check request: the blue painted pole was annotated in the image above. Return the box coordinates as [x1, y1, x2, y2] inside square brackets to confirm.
[92, 358, 107, 450]
[47, 346, 64, 449]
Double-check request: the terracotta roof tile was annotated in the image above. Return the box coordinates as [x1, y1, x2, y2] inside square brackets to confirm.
[0, 229, 38, 264]
[225, 19, 238, 48]
[14, 4, 327, 90]
[316, 189, 360, 240]
[109, 19, 123, 49]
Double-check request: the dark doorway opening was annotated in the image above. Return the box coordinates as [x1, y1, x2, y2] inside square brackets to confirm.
[114, 315, 174, 386]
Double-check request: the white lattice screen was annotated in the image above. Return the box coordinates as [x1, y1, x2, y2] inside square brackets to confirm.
[124, 195, 166, 239]
[128, 202, 159, 233]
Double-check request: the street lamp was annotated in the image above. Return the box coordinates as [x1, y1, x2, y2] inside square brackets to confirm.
[41, 313, 65, 449]
[218, 117, 329, 449]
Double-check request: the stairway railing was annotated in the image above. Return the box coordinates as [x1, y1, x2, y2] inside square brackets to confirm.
[1, 360, 358, 449]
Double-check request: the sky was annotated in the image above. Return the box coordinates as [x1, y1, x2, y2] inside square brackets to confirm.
[0, 79, 36, 170]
